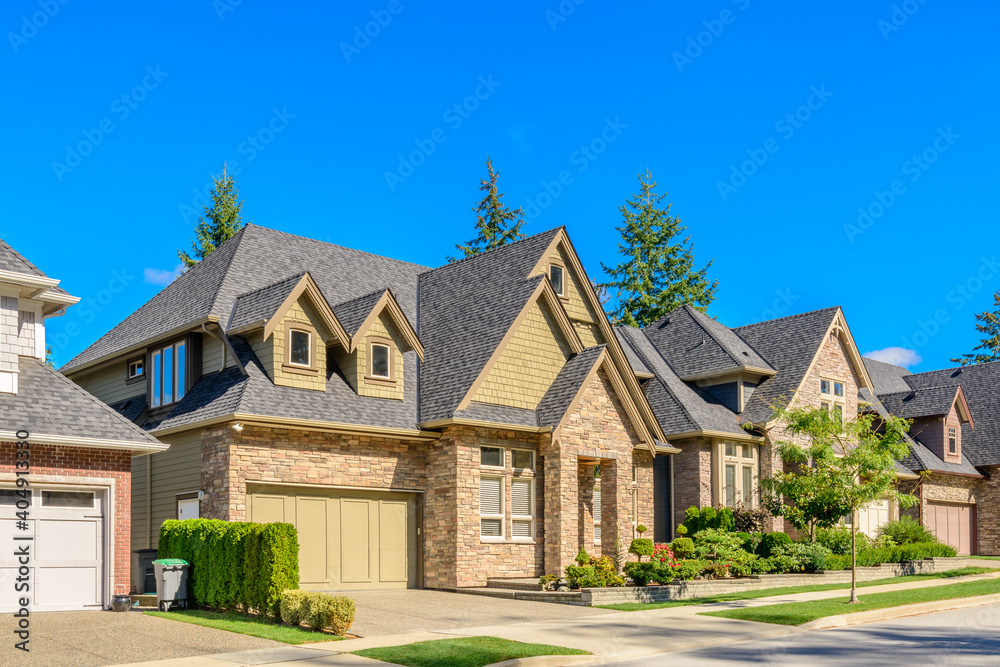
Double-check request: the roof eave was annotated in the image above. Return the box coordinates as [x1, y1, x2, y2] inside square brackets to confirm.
[679, 365, 777, 382]
[1, 431, 168, 453]
[150, 412, 441, 441]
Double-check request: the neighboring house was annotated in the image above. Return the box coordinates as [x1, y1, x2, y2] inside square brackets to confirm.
[62, 225, 672, 591]
[863, 357, 1000, 555]
[616, 305, 901, 539]
[0, 241, 167, 613]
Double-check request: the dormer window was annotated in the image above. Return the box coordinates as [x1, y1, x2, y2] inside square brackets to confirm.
[289, 330, 311, 367]
[283, 323, 317, 373]
[949, 427, 958, 454]
[369, 341, 391, 379]
[151, 341, 186, 408]
[549, 264, 565, 297]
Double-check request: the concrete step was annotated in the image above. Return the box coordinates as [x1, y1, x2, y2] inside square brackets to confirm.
[486, 577, 543, 591]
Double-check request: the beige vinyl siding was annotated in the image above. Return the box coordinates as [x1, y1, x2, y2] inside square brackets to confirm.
[132, 430, 201, 550]
[472, 299, 573, 410]
[356, 314, 405, 400]
[75, 363, 144, 405]
[542, 245, 604, 346]
[201, 335, 227, 374]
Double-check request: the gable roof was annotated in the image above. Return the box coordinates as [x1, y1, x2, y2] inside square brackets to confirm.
[734, 307, 841, 424]
[333, 290, 386, 337]
[863, 357, 914, 394]
[536, 345, 606, 429]
[227, 272, 305, 332]
[645, 305, 775, 380]
[876, 385, 972, 423]
[0, 357, 165, 451]
[62, 225, 429, 373]
[333, 288, 424, 359]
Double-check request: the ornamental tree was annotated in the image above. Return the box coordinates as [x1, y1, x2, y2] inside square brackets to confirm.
[952, 290, 1000, 366]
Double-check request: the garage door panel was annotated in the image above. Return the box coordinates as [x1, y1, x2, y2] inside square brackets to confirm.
[927, 502, 974, 555]
[340, 499, 372, 583]
[35, 566, 101, 608]
[252, 495, 287, 523]
[296, 498, 328, 585]
[37, 519, 100, 561]
[379, 500, 407, 583]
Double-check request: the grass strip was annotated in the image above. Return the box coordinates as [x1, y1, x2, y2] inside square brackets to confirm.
[143, 609, 344, 644]
[700, 577, 1000, 626]
[595, 567, 998, 611]
[353, 636, 590, 667]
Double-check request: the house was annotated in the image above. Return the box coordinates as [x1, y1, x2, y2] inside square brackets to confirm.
[0, 240, 168, 613]
[61, 225, 672, 591]
[862, 357, 1000, 555]
[616, 305, 907, 539]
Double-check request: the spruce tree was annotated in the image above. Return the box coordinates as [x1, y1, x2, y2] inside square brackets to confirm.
[599, 169, 718, 327]
[448, 157, 525, 262]
[952, 291, 1000, 366]
[178, 162, 249, 268]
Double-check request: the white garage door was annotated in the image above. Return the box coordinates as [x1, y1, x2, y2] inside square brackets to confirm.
[0, 487, 105, 612]
[857, 497, 892, 538]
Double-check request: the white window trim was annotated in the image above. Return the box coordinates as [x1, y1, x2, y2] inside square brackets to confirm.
[511, 448, 535, 472]
[510, 477, 535, 541]
[718, 442, 758, 508]
[288, 329, 312, 368]
[128, 359, 144, 379]
[480, 475, 505, 541]
[369, 341, 391, 378]
[549, 263, 567, 297]
[480, 446, 505, 470]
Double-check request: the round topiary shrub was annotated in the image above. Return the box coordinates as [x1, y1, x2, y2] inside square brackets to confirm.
[757, 531, 792, 559]
[629, 538, 654, 560]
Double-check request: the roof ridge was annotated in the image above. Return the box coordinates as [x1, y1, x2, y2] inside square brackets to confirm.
[910, 358, 1000, 376]
[733, 306, 840, 331]
[419, 227, 564, 275]
[233, 271, 306, 300]
[245, 223, 432, 271]
[206, 225, 255, 317]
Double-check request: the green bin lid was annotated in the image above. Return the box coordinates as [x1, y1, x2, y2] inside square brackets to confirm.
[152, 558, 188, 565]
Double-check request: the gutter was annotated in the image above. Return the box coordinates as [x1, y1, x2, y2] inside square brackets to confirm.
[664, 429, 763, 443]
[151, 413, 441, 441]
[0, 431, 168, 454]
[418, 417, 553, 434]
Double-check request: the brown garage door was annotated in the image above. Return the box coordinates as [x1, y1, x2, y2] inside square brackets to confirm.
[926, 502, 975, 555]
[248, 486, 419, 590]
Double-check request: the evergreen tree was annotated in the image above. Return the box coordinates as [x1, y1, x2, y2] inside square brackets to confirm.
[952, 291, 1000, 366]
[178, 163, 249, 268]
[448, 157, 525, 262]
[599, 169, 718, 327]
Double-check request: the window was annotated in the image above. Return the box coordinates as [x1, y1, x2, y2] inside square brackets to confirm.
[289, 330, 311, 367]
[42, 491, 94, 508]
[833, 404, 843, 425]
[820, 377, 846, 424]
[512, 449, 534, 471]
[128, 358, 144, 380]
[480, 476, 503, 538]
[949, 427, 958, 454]
[721, 442, 757, 507]
[151, 341, 186, 408]
[370, 342, 391, 379]
[549, 264, 565, 297]
[834, 382, 845, 397]
[820, 379, 831, 395]
[511, 479, 534, 538]
[480, 446, 503, 468]
[0, 489, 24, 505]
[593, 487, 602, 544]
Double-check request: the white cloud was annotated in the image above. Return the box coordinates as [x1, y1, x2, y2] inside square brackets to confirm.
[863, 347, 922, 368]
[144, 264, 184, 287]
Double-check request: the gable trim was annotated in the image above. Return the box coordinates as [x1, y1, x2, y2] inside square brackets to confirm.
[455, 279, 584, 413]
[347, 289, 425, 361]
[952, 385, 974, 428]
[261, 273, 350, 348]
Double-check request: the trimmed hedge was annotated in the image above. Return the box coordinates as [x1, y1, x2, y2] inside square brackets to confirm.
[824, 541, 957, 570]
[280, 590, 355, 635]
[158, 519, 299, 617]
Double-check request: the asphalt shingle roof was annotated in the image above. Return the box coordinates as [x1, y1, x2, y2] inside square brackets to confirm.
[536, 345, 605, 428]
[0, 357, 161, 444]
[0, 239, 69, 295]
[734, 308, 840, 424]
[454, 402, 540, 429]
[644, 305, 774, 380]
[63, 225, 429, 372]
[863, 357, 913, 394]
[332, 289, 386, 337]
[227, 273, 305, 331]
[876, 385, 963, 420]
[417, 229, 562, 423]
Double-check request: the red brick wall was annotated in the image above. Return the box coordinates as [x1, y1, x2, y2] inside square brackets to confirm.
[0, 441, 132, 598]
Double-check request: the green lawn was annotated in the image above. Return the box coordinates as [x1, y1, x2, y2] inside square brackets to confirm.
[596, 567, 998, 611]
[143, 609, 345, 644]
[971, 556, 1000, 561]
[701, 577, 1000, 626]
[353, 636, 590, 667]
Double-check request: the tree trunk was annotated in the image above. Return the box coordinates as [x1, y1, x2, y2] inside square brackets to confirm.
[849, 515, 859, 603]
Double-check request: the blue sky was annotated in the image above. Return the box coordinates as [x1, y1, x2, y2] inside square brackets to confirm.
[4, 0, 997, 371]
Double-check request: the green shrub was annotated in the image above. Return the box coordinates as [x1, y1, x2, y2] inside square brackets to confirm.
[670, 537, 694, 558]
[790, 542, 832, 572]
[816, 527, 871, 555]
[825, 554, 849, 570]
[565, 566, 595, 589]
[575, 546, 590, 566]
[566, 555, 625, 589]
[715, 507, 735, 533]
[732, 503, 770, 533]
[305, 593, 355, 635]
[676, 523, 688, 537]
[158, 519, 299, 616]
[629, 539, 654, 559]
[671, 559, 709, 580]
[757, 531, 792, 559]
[683, 506, 702, 534]
[877, 517, 937, 545]
[280, 590, 311, 626]
[624, 561, 659, 586]
[538, 574, 559, 591]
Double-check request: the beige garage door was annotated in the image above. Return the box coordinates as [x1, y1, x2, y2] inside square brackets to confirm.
[248, 486, 418, 590]
[926, 502, 975, 555]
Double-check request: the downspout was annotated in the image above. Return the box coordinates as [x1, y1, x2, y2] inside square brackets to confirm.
[201, 322, 226, 371]
[146, 454, 152, 549]
[669, 454, 676, 538]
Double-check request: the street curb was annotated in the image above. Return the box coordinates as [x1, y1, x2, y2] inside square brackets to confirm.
[800, 592, 1000, 630]
[486, 656, 603, 667]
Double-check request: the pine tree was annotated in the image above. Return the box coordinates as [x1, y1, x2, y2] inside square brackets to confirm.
[952, 291, 1000, 366]
[448, 157, 525, 262]
[178, 163, 249, 268]
[599, 169, 718, 327]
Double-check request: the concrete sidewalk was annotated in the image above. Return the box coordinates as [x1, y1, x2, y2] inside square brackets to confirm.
[120, 571, 1000, 666]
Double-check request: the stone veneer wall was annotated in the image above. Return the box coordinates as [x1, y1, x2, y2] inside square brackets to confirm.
[670, 436, 713, 532]
[0, 442, 131, 597]
[978, 472, 1000, 555]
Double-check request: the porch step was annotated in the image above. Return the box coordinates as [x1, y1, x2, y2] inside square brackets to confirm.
[486, 578, 543, 591]
[130, 594, 157, 608]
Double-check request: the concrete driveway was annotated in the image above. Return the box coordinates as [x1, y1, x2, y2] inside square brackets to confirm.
[0, 610, 293, 667]
[338, 589, 618, 637]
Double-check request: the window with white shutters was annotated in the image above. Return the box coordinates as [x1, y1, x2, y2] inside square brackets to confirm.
[593, 488, 602, 544]
[511, 479, 534, 539]
[480, 476, 504, 538]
